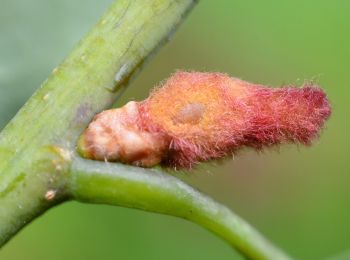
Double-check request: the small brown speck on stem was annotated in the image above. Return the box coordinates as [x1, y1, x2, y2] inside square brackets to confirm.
[45, 190, 56, 201]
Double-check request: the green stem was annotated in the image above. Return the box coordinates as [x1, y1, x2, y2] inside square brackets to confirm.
[70, 157, 292, 260]
[0, 0, 196, 246]
[0, 0, 294, 259]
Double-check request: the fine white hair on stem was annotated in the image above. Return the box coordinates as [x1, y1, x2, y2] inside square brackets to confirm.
[115, 64, 129, 83]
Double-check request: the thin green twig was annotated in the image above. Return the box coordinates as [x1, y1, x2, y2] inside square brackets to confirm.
[0, 0, 197, 246]
[0, 0, 294, 259]
[69, 157, 292, 260]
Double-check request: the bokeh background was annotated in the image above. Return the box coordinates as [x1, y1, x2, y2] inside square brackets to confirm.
[1, 0, 349, 259]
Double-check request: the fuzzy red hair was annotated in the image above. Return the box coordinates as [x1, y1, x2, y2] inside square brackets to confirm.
[140, 72, 331, 167]
[79, 71, 331, 168]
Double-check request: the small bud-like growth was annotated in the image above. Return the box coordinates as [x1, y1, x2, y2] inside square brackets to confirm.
[79, 71, 331, 168]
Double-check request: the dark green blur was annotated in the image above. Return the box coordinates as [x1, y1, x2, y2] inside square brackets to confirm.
[0, 1, 349, 259]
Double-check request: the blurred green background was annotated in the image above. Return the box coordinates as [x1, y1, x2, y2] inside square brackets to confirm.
[0, 0, 349, 259]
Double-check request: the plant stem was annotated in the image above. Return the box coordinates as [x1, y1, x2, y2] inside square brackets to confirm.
[0, 1, 294, 259]
[70, 157, 292, 260]
[0, 0, 197, 246]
